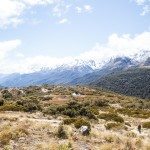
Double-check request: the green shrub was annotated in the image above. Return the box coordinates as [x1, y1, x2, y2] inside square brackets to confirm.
[90, 107, 99, 115]
[63, 108, 78, 118]
[118, 108, 150, 119]
[142, 122, 150, 129]
[18, 98, 41, 112]
[67, 101, 82, 110]
[56, 106, 66, 112]
[99, 113, 124, 123]
[0, 99, 4, 106]
[105, 123, 122, 130]
[93, 100, 108, 107]
[57, 125, 68, 139]
[79, 107, 96, 119]
[16, 100, 24, 106]
[0, 102, 24, 111]
[43, 106, 57, 115]
[74, 118, 91, 130]
[2, 90, 13, 99]
[63, 118, 76, 125]
[23, 102, 40, 112]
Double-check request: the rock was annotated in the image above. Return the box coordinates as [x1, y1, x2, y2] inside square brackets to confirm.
[79, 126, 90, 135]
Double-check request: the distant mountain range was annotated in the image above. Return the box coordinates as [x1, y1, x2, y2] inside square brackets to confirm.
[0, 50, 150, 98]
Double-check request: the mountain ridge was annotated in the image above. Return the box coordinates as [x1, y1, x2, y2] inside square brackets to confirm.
[0, 50, 149, 88]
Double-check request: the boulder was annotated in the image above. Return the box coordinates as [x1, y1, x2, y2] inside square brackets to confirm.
[79, 126, 90, 135]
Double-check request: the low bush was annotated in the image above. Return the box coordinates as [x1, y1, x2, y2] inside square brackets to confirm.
[93, 100, 108, 107]
[0, 102, 24, 111]
[63, 108, 79, 118]
[74, 118, 91, 130]
[43, 106, 57, 115]
[0, 99, 4, 106]
[105, 122, 122, 130]
[79, 107, 97, 119]
[57, 125, 68, 139]
[2, 90, 13, 100]
[0, 125, 29, 145]
[142, 122, 150, 129]
[118, 108, 150, 119]
[63, 118, 76, 125]
[16, 97, 41, 112]
[99, 113, 124, 123]
[44, 101, 97, 119]
[90, 107, 99, 115]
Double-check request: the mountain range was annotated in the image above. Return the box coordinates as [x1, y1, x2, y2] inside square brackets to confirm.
[0, 50, 150, 98]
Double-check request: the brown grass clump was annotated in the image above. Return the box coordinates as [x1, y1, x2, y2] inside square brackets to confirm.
[74, 118, 91, 130]
[57, 125, 68, 139]
[63, 118, 76, 125]
[99, 113, 124, 123]
[105, 122, 123, 130]
[0, 124, 29, 146]
[142, 122, 150, 129]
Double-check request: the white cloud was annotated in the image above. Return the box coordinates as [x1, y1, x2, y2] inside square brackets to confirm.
[84, 5, 92, 12]
[75, 5, 93, 14]
[0, 0, 94, 28]
[0, 0, 25, 28]
[58, 18, 69, 24]
[0, 0, 52, 28]
[140, 5, 150, 15]
[0, 0, 67, 28]
[134, 0, 146, 5]
[133, 0, 150, 15]
[52, 2, 71, 17]
[0, 32, 150, 74]
[0, 39, 21, 60]
[75, 7, 82, 14]
[22, 0, 53, 6]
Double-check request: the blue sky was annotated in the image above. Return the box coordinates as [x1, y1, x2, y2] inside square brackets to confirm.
[0, 0, 150, 73]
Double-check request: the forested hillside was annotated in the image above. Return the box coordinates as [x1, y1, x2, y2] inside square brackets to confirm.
[92, 68, 150, 99]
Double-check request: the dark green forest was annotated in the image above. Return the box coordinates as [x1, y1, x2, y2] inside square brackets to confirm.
[93, 68, 150, 99]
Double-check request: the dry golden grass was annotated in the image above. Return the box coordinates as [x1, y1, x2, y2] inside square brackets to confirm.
[0, 86, 149, 150]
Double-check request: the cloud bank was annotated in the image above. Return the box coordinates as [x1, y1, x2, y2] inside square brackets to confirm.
[0, 32, 150, 74]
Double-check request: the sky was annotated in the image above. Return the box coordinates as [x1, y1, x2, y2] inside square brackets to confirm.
[0, 0, 150, 74]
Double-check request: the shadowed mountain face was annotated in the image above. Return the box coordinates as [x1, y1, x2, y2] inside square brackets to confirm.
[0, 65, 94, 87]
[144, 57, 150, 66]
[69, 56, 138, 85]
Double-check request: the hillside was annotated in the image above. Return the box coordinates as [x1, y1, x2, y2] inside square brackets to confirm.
[91, 68, 150, 99]
[0, 85, 149, 149]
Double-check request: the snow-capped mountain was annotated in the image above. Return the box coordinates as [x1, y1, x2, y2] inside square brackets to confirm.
[131, 50, 150, 63]
[0, 50, 150, 87]
[39, 50, 150, 71]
